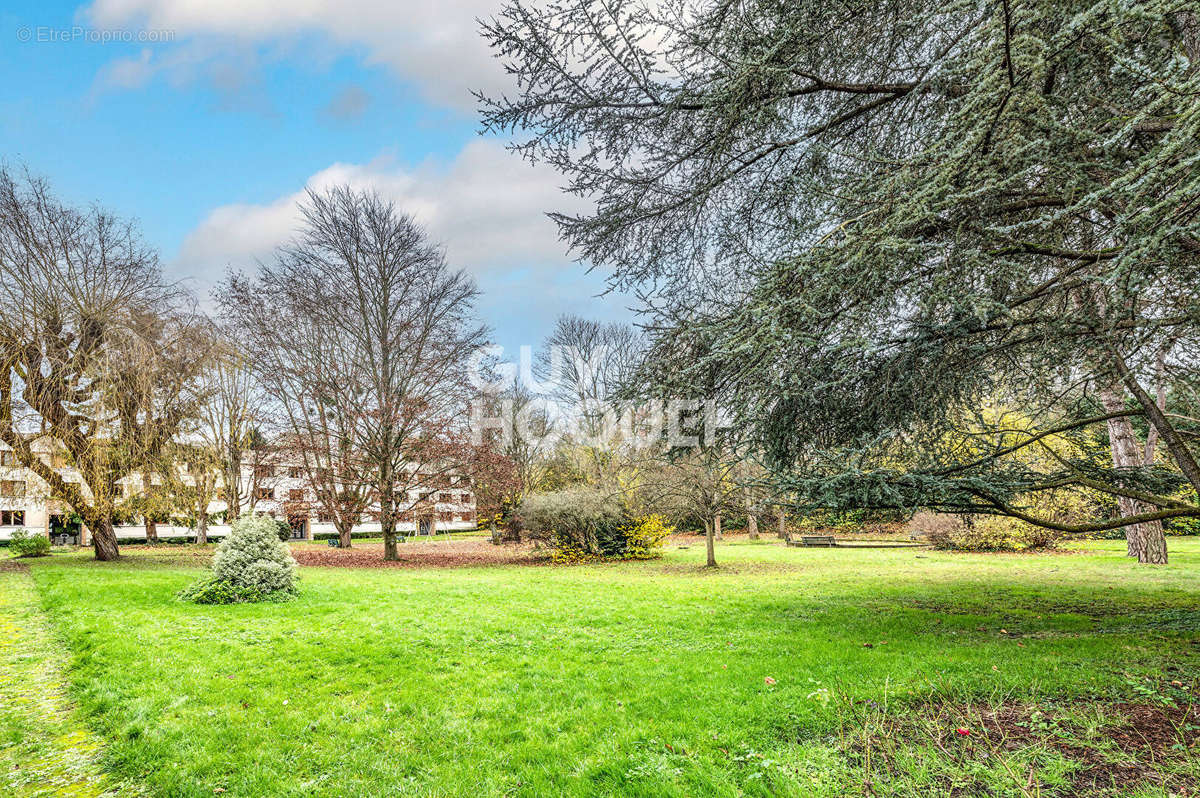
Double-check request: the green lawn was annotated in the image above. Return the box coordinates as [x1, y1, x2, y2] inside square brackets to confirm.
[10, 538, 1200, 796]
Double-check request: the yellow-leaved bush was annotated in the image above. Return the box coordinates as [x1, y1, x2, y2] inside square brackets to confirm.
[620, 514, 674, 560]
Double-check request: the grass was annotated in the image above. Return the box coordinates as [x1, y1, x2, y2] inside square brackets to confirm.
[11, 538, 1200, 796]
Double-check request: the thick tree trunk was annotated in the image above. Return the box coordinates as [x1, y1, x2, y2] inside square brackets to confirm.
[1142, 526, 1168, 565]
[714, 514, 722, 541]
[89, 515, 120, 561]
[703, 517, 717, 567]
[196, 512, 208, 545]
[777, 510, 787, 539]
[144, 517, 158, 543]
[1100, 385, 1167, 564]
[1111, 351, 1200, 496]
[1171, 11, 1199, 66]
[337, 521, 353, 549]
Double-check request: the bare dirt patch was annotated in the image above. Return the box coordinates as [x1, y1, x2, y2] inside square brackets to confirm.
[973, 701, 1199, 794]
[291, 538, 548, 569]
[846, 697, 1200, 796]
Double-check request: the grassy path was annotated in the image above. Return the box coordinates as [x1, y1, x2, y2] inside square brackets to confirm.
[0, 565, 127, 797]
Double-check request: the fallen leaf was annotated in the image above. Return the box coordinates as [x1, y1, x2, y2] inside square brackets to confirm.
[764, 676, 776, 685]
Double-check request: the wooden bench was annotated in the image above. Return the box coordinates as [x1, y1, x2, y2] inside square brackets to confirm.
[800, 535, 836, 547]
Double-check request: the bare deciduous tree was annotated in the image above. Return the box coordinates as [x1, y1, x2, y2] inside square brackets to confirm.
[195, 335, 270, 524]
[221, 186, 487, 559]
[0, 167, 205, 560]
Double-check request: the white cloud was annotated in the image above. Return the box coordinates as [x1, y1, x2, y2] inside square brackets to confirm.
[85, 0, 510, 109]
[95, 47, 155, 89]
[170, 137, 629, 346]
[171, 138, 582, 284]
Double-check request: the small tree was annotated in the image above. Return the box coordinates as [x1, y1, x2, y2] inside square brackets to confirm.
[637, 450, 739, 567]
[463, 442, 522, 544]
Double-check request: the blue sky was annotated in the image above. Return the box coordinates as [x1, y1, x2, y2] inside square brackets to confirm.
[0, 0, 633, 357]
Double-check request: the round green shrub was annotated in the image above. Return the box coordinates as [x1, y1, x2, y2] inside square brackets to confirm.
[212, 515, 297, 594]
[8, 528, 50, 558]
[179, 515, 297, 604]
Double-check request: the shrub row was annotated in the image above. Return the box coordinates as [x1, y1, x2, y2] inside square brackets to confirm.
[926, 516, 1062, 552]
[515, 489, 672, 562]
[7, 528, 49, 558]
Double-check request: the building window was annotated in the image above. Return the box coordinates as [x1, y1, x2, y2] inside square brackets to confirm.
[0, 510, 24, 526]
[0, 480, 25, 498]
[288, 489, 304, 502]
[460, 493, 472, 504]
[289, 467, 303, 479]
[438, 492, 453, 503]
[256, 487, 274, 501]
[462, 511, 474, 523]
[0, 451, 15, 466]
[254, 465, 273, 480]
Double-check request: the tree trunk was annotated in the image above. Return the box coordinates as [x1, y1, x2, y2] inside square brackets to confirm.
[226, 449, 242, 522]
[703, 517, 717, 567]
[196, 511, 208, 544]
[745, 490, 758, 540]
[381, 503, 397, 560]
[1100, 385, 1167, 564]
[490, 519, 500, 545]
[1171, 11, 1199, 66]
[777, 510, 787, 539]
[89, 515, 120, 561]
[1142, 526, 1168, 565]
[144, 517, 158, 543]
[380, 459, 398, 560]
[337, 520, 353, 549]
[714, 514, 722, 540]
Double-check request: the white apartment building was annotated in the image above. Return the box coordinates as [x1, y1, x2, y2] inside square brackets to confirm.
[0, 443, 477, 544]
